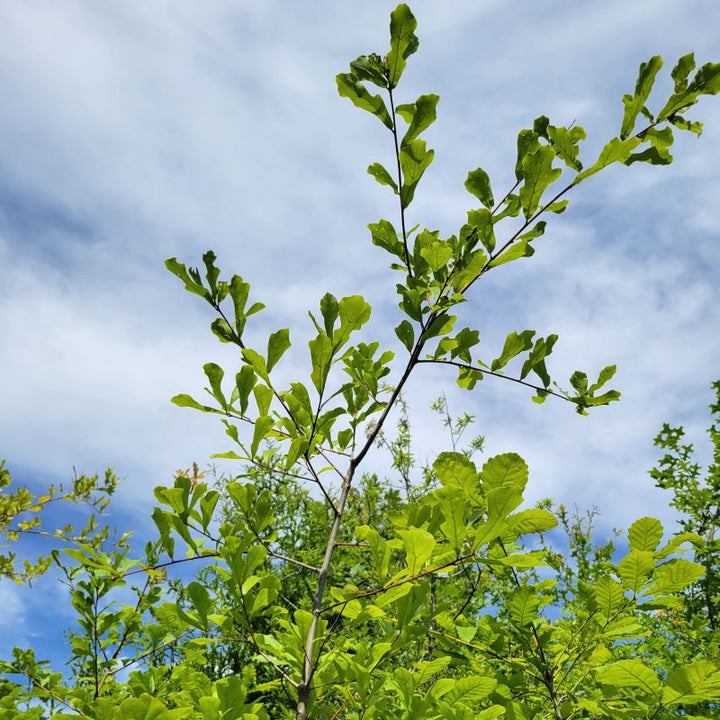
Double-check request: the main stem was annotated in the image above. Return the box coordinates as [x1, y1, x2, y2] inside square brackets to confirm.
[296, 76, 430, 717]
[294, 331, 428, 719]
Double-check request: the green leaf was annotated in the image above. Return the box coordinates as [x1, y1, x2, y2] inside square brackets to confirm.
[593, 577, 625, 621]
[395, 319, 415, 352]
[423, 313, 456, 340]
[626, 146, 672, 166]
[518, 146, 562, 218]
[626, 125, 675, 166]
[618, 550, 654, 594]
[187, 581, 212, 629]
[396, 93, 439, 145]
[320, 293, 339, 339]
[465, 167, 494, 209]
[350, 53, 388, 88]
[533, 115, 550, 138]
[336, 295, 372, 345]
[656, 531, 703, 559]
[386, 3, 419, 88]
[569, 370, 588, 395]
[506, 508, 557, 535]
[117, 694, 191, 720]
[253, 384, 273, 416]
[227, 275, 250, 324]
[669, 114, 703, 135]
[439, 495, 466, 551]
[165, 257, 210, 301]
[336, 72, 393, 129]
[663, 660, 720, 705]
[621, 56, 663, 139]
[309, 332, 333, 394]
[203, 362, 227, 409]
[482, 453, 529, 492]
[369, 218, 404, 259]
[486, 485, 524, 523]
[357, 525, 391, 583]
[574, 136, 642, 183]
[651, 558, 705, 593]
[414, 656, 451, 683]
[628, 516, 663, 552]
[451, 327, 480, 362]
[250, 416, 274, 458]
[515, 129, 540, 181]
[266, 329, 291, 373]
[465, 207, 495, 253]
[447, 676, 498, 703]
[547, 124, 587, 171]
[489, 221, 545, 269]
[235, 366, 256, 415]
[658, 61, 720, 121]
[509, 586, 539, 626]
[671, 53, 696, 93]
[210, 317, 234, 343]
[475, 708, 506, 720]
[399, 138, 434, 208]
[171, 394, 215, 413]
[241, 348, 269, 382]
[493, 193, 521, 221]
[398, 527, 435, 575]
[433, 452, 481, 499]
[420, 241, 453, 272]
[497, 551, 546, 569]
[201, 250, 221, 295]
[491, 330, 535, 372]
[367, 162, 398, 192]
[588, 364, 617, 393]
[596, 659, 661, 695]
[520, 333, 557, 385]
[546, 198, 569, 213]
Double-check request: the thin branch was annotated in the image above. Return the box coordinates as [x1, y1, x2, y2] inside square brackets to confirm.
[236, 562, 300, 689]
[107, 629, 194, 677]
[453, 561, 484, 621]
[418, 359, 569, 401]
[499, 539, 564, 720]
[302, 455, 338, 514]
[118, 553, 219, 579]
[8, 667, 89, 717]
[491, 178, 522, 217]
[321, 552, 472, 614]
[427, 628, 544, 682]
[387, 84, 412, 277]
[234, 496, 321, 573]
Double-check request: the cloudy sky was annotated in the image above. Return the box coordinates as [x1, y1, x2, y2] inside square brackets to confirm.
[1, 0, 719, 659]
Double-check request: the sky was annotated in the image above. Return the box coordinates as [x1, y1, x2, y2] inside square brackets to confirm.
[1, 0, 719, 662]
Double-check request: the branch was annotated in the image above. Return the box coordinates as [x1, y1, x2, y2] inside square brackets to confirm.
[6, 666, 89, 717]
[498, 539, 564, 720]
[387, 84, 412, 277]
[418, 359, 569, 401]
[106, 629, 195, 677]
[321, 552, 472, 614]
[118, 553, 219, 579]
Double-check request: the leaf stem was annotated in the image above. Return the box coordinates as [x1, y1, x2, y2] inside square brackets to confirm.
[387, 85, 412, 277]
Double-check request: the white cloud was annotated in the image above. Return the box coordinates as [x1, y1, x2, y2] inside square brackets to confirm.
[0, 0, 719, 654]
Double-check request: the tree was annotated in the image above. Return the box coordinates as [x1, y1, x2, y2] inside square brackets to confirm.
[2, 4, 720, 719]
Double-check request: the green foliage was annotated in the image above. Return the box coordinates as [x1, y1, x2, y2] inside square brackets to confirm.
[0, 461, 118, 584]
[2, 5, 719, 720]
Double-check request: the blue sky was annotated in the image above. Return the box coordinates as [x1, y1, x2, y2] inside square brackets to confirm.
[1, 0, 719, 661]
